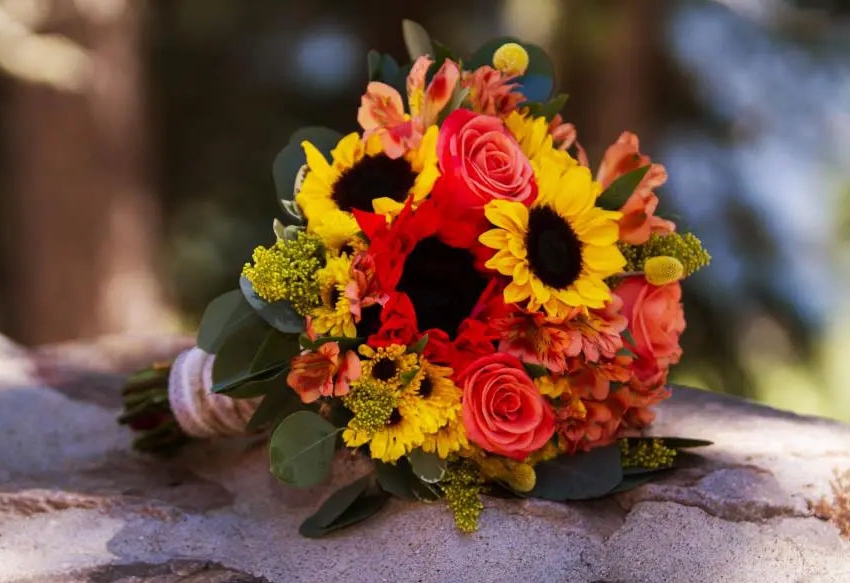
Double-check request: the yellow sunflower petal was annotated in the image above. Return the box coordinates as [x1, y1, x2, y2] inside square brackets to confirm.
[504, 281, 531, 304]
[484, 200, 528, 234]
[479, 229, 509, 249]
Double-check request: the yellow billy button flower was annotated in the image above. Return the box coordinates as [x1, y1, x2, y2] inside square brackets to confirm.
[492, 42, 529, 76]
[643, 256, 684, 286]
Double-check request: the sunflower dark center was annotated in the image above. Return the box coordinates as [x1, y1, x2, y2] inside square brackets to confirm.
[397, 237, 488, 338]
[388, 408, 402, 426]
[419, 377, 433, 398]
[329, 287, 341, 307]
[525, 206, 583, 289]
[332, 154, 417, 212]
[372, 358, 397, 381]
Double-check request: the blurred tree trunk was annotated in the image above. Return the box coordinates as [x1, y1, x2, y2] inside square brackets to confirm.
[1, 0, 174, 345]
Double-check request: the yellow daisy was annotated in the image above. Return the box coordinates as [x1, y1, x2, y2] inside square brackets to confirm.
[421, 417, 469, 460]
[343, 392, 428, 463]
[296, 126, 440, 243]
[311, 254, 357, 337]
[357, 344, 420, 391]
[479, 158, 626, 317]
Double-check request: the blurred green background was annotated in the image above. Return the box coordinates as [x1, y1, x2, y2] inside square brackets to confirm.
[1, 0, 849, 421]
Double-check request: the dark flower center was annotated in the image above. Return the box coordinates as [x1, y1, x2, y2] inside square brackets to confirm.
[356, 304, 383, 337]
[419, 377, 433, 398]
[397, 237, 488, 338]
[388, 408, 402, 426]
[329, 287, 341, 307]
[525, 205, 583, 289]
[372, 358, 397, 381]
[332, 154, 417, 212]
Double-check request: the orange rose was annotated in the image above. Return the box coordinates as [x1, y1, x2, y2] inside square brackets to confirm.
[459, 353, 554, 460]
[287, 342, 361, 404]
[616, 277, 685, 387]
[597, 132, 675, 245]
[437, 109, 536, 210]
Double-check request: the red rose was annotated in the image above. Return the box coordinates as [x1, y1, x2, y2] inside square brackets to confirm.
[436, 109, 536, 210]
[459, 353, 555, 460]
[615, 277, 685, 387]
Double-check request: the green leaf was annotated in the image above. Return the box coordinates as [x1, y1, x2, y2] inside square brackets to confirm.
[376, 459, 440, 502]
[299, 486, 389, 538]
[240, 275, 305, 333]
[311, 475, 374, 528]
[524, 93, 569, 121]
[530, 444, 623, 501]
[597, 166, 650, 211]
[656, 437, 714, 449]
[245, 385, 306, 432]
[273, 126, 342, 206]
[402, 19, 434, 61]
[522, 362, 549, 379]
[436, 85, 470, 125]
[216, 366, 289, 400]
[251, 330, 301, 373]
[269, 411, 340, 488]
[196, 290, 259, 353]
[367, 49, 383, 81]
[211, 315, 272, 390]
[408, 449, 447, 484]
[468, 37, 554, 102]
[299, 333, 363, 352]
[407, 334, 429, 354]
[606, 472, 660, 495]
[398, 368, 419, 387]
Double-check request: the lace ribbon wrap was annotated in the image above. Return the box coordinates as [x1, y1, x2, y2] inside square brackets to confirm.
[168, 347, 261, 438]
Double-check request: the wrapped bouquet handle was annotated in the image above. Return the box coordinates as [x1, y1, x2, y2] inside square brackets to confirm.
[120, 347, 260, 451]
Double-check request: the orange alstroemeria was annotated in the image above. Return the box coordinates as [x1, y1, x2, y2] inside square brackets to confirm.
[287, 342, 361, 404]
[596, 132, 675, 245]
[357, 56, 460, 159]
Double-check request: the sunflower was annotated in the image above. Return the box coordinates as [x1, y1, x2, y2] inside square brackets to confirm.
[421, 416, 469, 459]
[358, 343, 420, 391]
[479, 158, 626, 317]
[296, 127, 440, 245]
[505, 111, 576, 170]
[311, 254, 357, 337]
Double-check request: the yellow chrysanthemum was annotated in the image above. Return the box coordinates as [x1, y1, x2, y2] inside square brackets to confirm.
[479, 158, 626, 316]
[413, 359, 462, 435]
[343, 391, 427, 463]
[421, 416, 469, 459]
[296, 127, 440, 244]
[311, 253, 357, 337]
[505, 111, 576, 170]
[358, 344, 420, 390]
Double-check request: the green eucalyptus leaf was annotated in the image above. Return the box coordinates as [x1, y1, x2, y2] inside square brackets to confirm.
[273, 126, 342, 206]
[245, 384, 306, 432]
[299, 487, 389, 538]
[522, 362, 548, 379]
[408, 449, 447, 484]
[216, 366, 288, 400]
[606, 472, 659, 495]
[530, 444, 623, 501]
[367, 49, 383, 81]
[524, 93, 569, 121]
[196, 290, 258, 353]
[376, 459, 439, 501]
[251, 330, 301, 373]
[597, 166, 650, 211]
[269, 411, 340, 488]
[211, 315, 272, 390]
[311, 475, 374, 528]
[240, 275, 305, 333]
[402, 19, 434, 61]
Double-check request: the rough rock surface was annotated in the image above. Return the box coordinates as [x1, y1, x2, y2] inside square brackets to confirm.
[1, 334, 849, 583]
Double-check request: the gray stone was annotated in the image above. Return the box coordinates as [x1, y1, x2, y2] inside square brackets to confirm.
[1, 335, 849, 583]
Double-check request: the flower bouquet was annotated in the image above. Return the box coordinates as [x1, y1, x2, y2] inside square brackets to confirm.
[120, 21, 711, 536]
